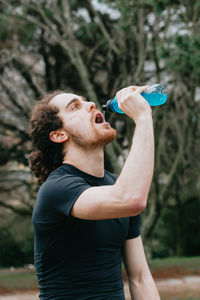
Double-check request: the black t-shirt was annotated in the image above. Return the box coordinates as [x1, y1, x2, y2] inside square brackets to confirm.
[32, 164, 140, 300]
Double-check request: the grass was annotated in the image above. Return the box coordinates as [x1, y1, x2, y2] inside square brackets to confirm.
[0, 269, 37, 291]
[149, 256, 200, 272]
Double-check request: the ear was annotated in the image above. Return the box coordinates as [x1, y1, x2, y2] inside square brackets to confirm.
[49, 130, 69, 143]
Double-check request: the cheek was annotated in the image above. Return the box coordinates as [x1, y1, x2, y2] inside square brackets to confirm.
[65, 117, 93, 136]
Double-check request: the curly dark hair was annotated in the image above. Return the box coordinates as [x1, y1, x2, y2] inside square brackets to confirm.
[29, 90, 65, 185]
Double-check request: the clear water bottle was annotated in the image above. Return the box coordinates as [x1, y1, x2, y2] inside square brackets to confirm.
[102, 84, 167, 114]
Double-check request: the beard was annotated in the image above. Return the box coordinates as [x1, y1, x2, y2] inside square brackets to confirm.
[68, 123, 117, 150]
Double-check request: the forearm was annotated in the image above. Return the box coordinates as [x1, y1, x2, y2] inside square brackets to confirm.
[115, 116, 154, 205]
[128, 275, 160, 300]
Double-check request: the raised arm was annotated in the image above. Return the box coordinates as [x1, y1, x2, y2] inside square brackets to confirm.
[71, 86, 154, 220]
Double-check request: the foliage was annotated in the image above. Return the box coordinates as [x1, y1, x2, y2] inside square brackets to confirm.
[150, 193, 200, 258]
[0, 216, 34, 267]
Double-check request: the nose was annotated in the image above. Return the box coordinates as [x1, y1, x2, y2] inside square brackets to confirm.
[87, 101, 96, 112]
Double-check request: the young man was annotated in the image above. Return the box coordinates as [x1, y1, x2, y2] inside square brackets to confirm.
[30, 85, 160, 299]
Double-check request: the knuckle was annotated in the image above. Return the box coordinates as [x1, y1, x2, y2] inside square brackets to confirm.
[120, 98, 126, 104]
[116, 91, 120, 99]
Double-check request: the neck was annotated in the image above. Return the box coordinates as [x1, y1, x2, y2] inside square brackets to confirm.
[63, 145, 105, 177]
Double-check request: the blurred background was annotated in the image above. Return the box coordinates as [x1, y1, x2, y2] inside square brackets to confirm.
[0, 0, 200, 299]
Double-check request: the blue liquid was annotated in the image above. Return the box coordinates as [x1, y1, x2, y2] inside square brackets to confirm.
[107, 84, 167, 114]
[109, 97, 124, 114]
[141, 92, 167, 106]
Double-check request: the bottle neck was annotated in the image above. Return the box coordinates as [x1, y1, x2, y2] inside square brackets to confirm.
[102, 99, 112, 112]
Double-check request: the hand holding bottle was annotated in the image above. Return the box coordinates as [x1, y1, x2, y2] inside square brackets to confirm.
[115, 85, 152, 123]
[102, 84, 167, 117]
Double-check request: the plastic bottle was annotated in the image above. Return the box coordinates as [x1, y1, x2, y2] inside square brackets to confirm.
[102, 84, 167, 114]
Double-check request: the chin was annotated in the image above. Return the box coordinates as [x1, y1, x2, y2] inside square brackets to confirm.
[96, 127, 117, 146]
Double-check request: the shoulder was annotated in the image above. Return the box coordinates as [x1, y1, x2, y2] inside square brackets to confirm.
[39, 167, 87, 196]
[33, 166, 91, 218]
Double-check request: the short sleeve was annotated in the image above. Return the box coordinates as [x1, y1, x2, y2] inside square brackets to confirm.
[126, 215, 141, 239]
[40, 174, 91, 219]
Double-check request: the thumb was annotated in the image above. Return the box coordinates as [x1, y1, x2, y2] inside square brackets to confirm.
[135, 85, 149, 94]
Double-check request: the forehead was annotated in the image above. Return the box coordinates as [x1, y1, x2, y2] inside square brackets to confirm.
[50, 93, 82, 109]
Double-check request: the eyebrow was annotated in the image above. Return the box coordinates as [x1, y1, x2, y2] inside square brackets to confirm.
[65, 96, 87, 110]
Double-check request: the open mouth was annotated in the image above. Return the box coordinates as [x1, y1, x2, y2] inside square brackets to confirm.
[95, 113, 104, 124]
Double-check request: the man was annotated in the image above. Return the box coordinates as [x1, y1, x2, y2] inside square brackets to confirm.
[30, 85, 160, 299]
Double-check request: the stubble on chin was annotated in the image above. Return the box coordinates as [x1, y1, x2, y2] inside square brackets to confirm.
[67, 119, 117, 149]
[70, 127, 116, 149]
[93, 126, 117, 147]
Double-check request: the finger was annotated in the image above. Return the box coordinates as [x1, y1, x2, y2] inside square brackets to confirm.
[135, 85, 149, 94]
[130, 86, 140, 92]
